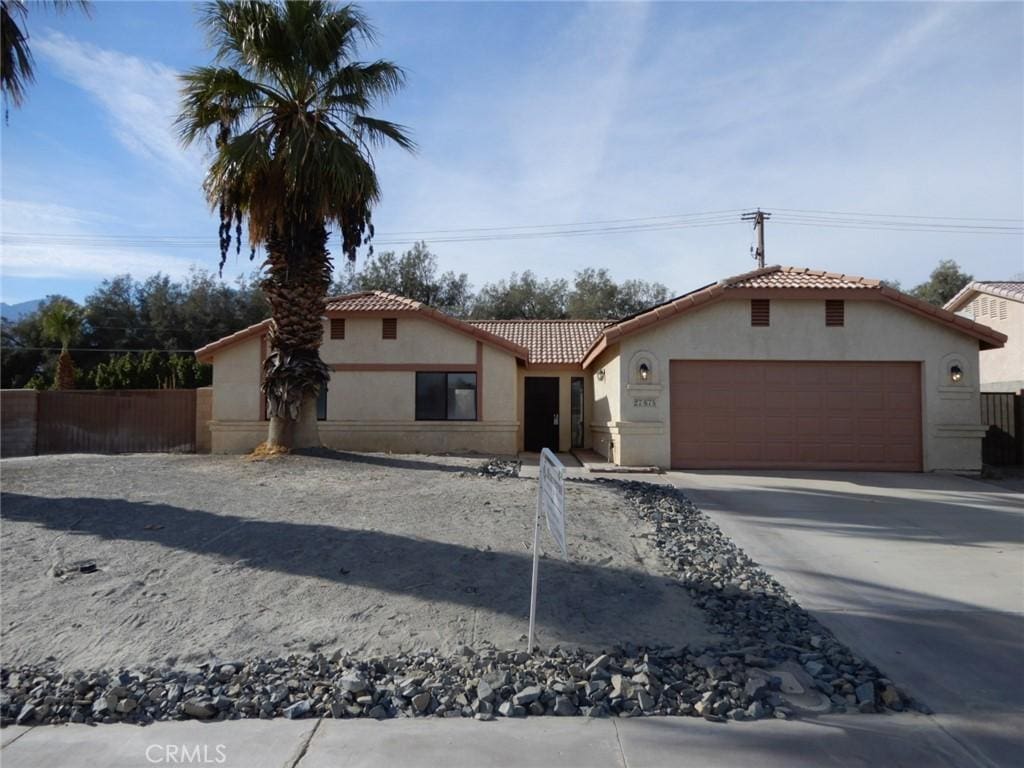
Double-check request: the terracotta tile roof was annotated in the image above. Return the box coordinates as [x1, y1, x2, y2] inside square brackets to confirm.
[582, 265, 1007, 366]
[198, 291, 529, 362]
[944, 281, 1024, 312]
[725, 266, 881, 290]
[324, 291, 422, 313]
[469, 320, 611, 365]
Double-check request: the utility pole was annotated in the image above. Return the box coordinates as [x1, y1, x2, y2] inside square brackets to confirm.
[741, 209, 771, 268]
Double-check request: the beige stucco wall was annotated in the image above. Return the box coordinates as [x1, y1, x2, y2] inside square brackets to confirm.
[961, 295, 1024, 392]
[515, 368, 593, 453]
[210, 335, 263, 422]
[207, 316, 519, 455]
[599, 298, 987, 472]
[321, 316, 477, 365]
[589, 346, 621, 461]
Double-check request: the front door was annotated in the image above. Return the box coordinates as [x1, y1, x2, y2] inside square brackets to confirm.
[524, 377, 559, 452]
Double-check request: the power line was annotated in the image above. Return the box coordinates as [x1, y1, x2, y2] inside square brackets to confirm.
[773, 206, 1023, 223]
[1, 206, 1021, 251]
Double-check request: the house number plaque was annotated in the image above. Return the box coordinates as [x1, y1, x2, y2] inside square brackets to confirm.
[633, 398, 657, 408]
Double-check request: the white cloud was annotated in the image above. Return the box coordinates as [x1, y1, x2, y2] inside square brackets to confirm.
[34, 31, 202, 185]
[0, 199, 200, 280]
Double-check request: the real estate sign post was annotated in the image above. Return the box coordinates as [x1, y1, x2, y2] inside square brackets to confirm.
[527, 448, 567, 651]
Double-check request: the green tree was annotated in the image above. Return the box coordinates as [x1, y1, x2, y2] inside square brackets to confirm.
[910, 259, 973, 306]
[565, 268, 669, 319]
[615, 278, 669, 317]
[471, 271, 568, 319]
[333, 241, 473, 316]
[178, 0, 413, 450]
[40, 298, 82, 389]
[1, 1, 90, 111]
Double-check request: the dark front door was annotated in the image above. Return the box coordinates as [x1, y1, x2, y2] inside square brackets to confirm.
[524, 377, 559, 452]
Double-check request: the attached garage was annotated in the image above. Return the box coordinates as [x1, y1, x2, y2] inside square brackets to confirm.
[669, 360, 922, 470]
[584, 266, 1007, 473]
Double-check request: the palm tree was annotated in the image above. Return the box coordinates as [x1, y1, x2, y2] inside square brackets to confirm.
[178, 0, 412, 450]
[41, 299, 82, 390]
[1, 1, 90, 112]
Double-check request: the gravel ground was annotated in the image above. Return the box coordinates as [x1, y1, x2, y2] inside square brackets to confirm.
[0, 463, 916, 726]
[0, 452, 714, 670]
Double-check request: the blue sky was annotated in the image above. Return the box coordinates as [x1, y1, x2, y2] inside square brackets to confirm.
[1, 0, 1022, 305]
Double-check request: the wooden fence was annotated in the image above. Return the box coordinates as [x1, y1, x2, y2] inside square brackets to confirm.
[980, 391, 1023, 467]
[1, 389, 211, 456]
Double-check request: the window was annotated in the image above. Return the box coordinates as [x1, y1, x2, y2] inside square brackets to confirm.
[750, 299, 770, 326]
[330, 318, 345, 339]
[825, 300, 845, 327]
[416, 372, 477, 420]
[382, 318, 397, 339]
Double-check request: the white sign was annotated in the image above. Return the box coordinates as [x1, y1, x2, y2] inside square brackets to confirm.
[528, 448, 567, 650]
[538, 449, 567, 559]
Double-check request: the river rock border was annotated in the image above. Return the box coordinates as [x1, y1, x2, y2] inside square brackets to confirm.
[0, 478, 919, 726]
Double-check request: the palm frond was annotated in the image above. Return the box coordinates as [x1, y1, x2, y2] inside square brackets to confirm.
[1, 0, 34, 107]
[353, 115, 415, 151]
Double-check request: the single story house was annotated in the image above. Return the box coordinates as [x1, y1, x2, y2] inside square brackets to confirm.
[944, 281, 1024, 392]
[196, 265, 1006, 472]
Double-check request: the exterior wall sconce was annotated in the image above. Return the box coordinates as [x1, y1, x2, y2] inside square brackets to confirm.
[638, 362, 650, 381]
[596, 369, 605, 381]
[950, 364, 963, 383]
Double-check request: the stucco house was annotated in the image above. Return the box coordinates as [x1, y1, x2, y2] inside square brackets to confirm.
[196, 265, 1006, 472]
[944, 281, 1023, 392]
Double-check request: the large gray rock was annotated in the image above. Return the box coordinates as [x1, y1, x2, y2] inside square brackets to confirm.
[855, 682, 875, 705]
[513, 686, 542, 706]
[340, 673, 369, 693]
[283, 699, 311, 719]
[182, 699, 217, 719]
[552, 696, 577, 716]
[411, 692, 432, 713]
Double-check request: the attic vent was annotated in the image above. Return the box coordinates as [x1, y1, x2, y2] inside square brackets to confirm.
[825, 300, 845, 327]
[998, 299, 1008, 320]
[382, 318, 398, 339]
[750, 299, 770, 327]
[330, 318, 345, 339]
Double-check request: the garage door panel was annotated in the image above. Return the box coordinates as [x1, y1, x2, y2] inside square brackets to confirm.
[670, 360, 922, 471]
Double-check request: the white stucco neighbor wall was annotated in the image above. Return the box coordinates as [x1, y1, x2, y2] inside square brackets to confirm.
[599, 298, 987, 472]
[207, 316, 519, 455]
[960, 296, 1024, 392]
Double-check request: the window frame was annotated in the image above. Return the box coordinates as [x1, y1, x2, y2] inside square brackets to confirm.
[415, 371, 478, 421]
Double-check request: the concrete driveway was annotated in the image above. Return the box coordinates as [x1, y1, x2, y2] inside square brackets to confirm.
[665, 470, 1024, 768]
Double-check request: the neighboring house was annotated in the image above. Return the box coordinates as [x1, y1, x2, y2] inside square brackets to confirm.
[196, 266, 1006, 472]
[944, 281, 1024, 392]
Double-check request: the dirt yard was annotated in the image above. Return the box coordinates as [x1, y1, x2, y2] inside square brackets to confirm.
[0, 452, 715, 669]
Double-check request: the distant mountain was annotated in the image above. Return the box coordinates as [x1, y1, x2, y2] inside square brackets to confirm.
[0, 299, 43, 321]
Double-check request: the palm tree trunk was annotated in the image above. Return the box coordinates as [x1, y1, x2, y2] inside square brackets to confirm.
[54, 349, 76, 390]
[261, 221, 332, 450]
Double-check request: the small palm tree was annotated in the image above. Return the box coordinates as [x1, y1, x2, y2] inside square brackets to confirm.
[1, 1, 90, 111]
[177, 0, 413, 449]
[41, 299, 82, 390]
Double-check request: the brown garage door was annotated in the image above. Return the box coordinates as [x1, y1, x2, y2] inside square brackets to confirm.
[670, 360, 922, 471]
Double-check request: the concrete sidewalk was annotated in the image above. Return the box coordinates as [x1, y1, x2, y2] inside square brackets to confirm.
[0, 712, 993, 768]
